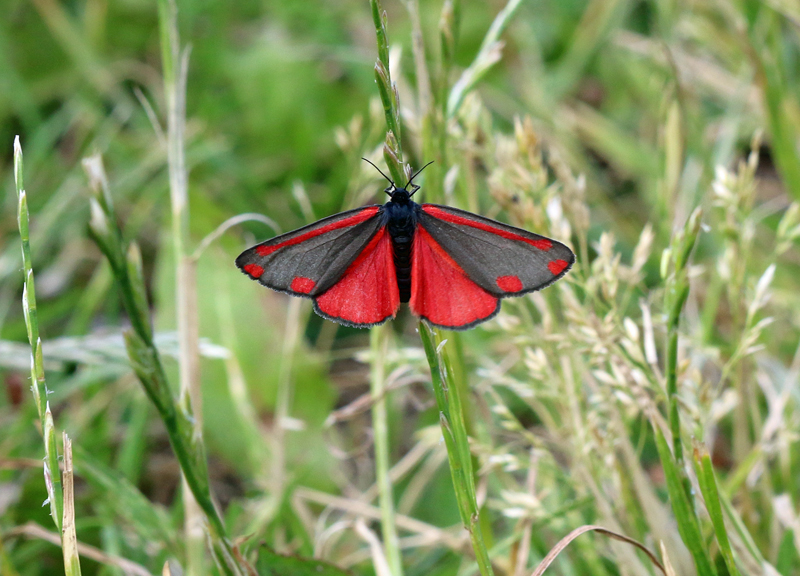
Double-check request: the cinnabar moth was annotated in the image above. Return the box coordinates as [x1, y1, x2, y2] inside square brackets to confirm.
[236, 160, 575, 330]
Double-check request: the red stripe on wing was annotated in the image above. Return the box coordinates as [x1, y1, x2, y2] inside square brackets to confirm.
[422, 205, 553, 251]
[409, 226, 499, 329]
[315, 227, 400, 326]
[256, 206, 381, 256]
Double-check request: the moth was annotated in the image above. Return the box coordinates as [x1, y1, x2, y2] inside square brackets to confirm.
[237, 161, 574, 330]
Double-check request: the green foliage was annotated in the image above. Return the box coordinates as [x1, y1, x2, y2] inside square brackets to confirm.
[2, 1, 800, 575]
[256, 546, 353, 576]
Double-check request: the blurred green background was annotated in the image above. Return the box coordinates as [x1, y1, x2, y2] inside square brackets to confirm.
[2, 0, 800, 575]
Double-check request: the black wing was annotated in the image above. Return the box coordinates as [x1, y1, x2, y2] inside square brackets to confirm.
[417, 204, 575, 297]
[236, 205, 385, 297]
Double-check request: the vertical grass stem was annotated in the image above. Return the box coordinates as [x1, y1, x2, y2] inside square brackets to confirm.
[370, 325, 404, 576]
[420, 323, 494, 576]
[664, 208, 701, 469]
[156, 1, 206, 572]
[15, 136, 81, 573]
[61, 432, 82, 576]
[370, 0, 406, 184]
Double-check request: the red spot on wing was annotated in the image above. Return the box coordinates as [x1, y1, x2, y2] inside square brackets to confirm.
[315, 228, 399, 325]
[410, 227, 498, 328]
[243, 264, 264, 278]
[290, 276, 315, 294]
[422, 205, 553, 251]
[548, 259, 569, 275]
[496, 275, 523, 292]
[256, 207, 380, 256]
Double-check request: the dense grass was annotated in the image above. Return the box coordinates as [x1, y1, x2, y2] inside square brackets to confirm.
[2, 0, 800, 575]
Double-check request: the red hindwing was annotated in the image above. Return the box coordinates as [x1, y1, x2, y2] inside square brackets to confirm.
[409, 226, 500, 329]
[315, 227, 400, 326]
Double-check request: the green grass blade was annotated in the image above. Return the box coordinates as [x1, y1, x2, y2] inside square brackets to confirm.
[447, 0, 523, 118]
[694, 450, 741, 576]
[653, 425, 716, 576]
[73, 445, 180, 555]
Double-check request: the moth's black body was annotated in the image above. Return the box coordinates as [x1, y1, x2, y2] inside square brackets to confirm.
[383, 187, 418, 302]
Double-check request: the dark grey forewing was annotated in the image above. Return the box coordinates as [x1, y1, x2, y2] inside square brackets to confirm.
[417, 205, 574, 296]
[236, 206, 384, 296]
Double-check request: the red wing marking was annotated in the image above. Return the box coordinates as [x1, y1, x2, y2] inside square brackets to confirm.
[290, 276, 316, 294]
[496, 275, 523, 293]
[410, 227, 498, 328]
[315, 227, 400, 325]
[548, 259, 569, 275]
[256, 206, 380, 256]
[243, 264, 264, 278]
[422, 205, 553, 251]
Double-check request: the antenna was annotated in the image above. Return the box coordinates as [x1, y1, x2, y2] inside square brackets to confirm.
[406, 161, 434, 188]
[361, 158, 395, 187]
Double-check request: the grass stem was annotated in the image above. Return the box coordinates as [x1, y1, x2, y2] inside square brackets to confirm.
[15, 136, 81, 573]
[84, 156, 245, 575]
[370, 0, 406, 184]
[370, 325, 404, 576]
[156, 0, 206, 572]
[419, 323, 494, 576]
[61, 433, 82, 576]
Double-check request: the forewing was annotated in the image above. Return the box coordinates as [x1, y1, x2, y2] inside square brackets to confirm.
[418, 204, 575, 297]
[236, 206, 384, 296]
